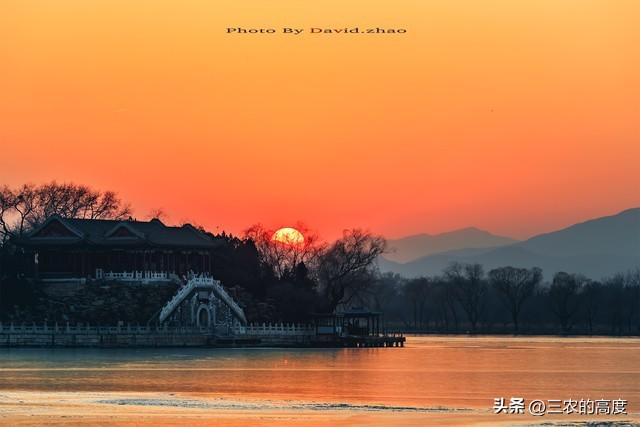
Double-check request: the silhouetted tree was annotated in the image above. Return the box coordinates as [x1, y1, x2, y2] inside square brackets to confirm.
[603, 274, 626, 335]
[581, 280, 601, 335]
[445, 262, 487, 333]
[266, 281, 324, 323]
[367, 273, 405, 325]
[440, 276, 460, 331]
[428, 277, 458, 331]
[601, 271, 639, 335]
[317, 229, 386, 312]
[291, 262, 318, 291]
[622, 270, 640, 334]
[0, 182, 131, 244]
[489, 266, 542, 334]
[405, 277, 431, 328]
[244, 223, 324, 279]
[211, 235, 266, 298]
[145, 207, 167, 221]
[549, 272, 585, 334]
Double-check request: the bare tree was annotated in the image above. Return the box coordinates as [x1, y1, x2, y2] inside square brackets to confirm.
[30, 182, 130, 224]
[1, 186, 18, 244]
[317, 229, 386, 312]
[145, 207, 167, 221]
[1, 184, 37, 244]
[489, 266, 542, 334]
[581, 280, 601, 335]
[244, 223, 325, 280]
[604, 274, 626, 335]
[437, 276, 459, 332]
[0, 182, 131, 244]
[622, 269, 640, 334]
[445, 262, 487, 333]
[353, 272, 404, 320]
[404, 277, 431, 329]
[549, 272, 585, 334]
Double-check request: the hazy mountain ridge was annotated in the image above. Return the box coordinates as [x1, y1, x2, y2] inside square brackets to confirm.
[379, 208, 640, 280]
[385, 227, 518, 263]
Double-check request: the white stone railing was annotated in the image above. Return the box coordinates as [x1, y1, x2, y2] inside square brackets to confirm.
[0, 322, 313, 336]
[158, 279, 196, 323]
[96, 269, 170, 282]
[106, 271, 135, 280]
[208, 279, 246, 324]
[236, 322, 314, 336]
[0, 322, 213, 335]
[190, 276, 214, 286]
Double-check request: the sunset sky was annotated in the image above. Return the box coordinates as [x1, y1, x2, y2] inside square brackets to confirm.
[1, 1, 639, 240]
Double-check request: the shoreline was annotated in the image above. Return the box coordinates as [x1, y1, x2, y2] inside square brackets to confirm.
[0, 390, 637, 427]
[0, 325, 405, 349]
[0, 322, 298, 348]
[2, 330, 639, 349]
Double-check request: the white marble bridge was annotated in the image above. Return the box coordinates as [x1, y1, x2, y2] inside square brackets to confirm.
[158, 275, 247, 333]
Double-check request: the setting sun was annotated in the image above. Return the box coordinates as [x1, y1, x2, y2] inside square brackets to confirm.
[272, 227, 305, 245]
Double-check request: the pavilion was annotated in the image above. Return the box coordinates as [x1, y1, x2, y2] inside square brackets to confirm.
[313, 308, 384, 337]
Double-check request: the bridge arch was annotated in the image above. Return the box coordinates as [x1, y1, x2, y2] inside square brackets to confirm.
[196, 305, 211, 327]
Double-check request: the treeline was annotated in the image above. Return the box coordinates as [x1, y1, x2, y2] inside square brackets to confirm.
[367, 264, 640, 336]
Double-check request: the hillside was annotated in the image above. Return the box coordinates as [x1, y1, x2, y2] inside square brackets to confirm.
[385, 227, 517, 263]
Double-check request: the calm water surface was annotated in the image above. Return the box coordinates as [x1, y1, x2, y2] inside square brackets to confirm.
[0, 336, 639, 425]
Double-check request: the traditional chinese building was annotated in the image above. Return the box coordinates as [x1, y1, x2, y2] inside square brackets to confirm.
[14, 215, 222, 282]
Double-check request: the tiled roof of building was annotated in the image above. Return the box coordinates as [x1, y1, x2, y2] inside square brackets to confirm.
[17, 215, 222, 249]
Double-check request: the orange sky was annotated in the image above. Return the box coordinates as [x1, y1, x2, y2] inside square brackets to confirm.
[1, 1, 639, 240]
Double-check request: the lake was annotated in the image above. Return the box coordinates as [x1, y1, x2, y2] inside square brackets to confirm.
[0, 336, 638, 426]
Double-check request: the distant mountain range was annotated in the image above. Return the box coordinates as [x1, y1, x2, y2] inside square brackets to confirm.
[385, 228, 518, 263]
[378, 208, 640, 280]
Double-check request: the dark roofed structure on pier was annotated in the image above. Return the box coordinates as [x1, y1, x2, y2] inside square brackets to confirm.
[313, 308, 384, 337]
[15, 215, 223, 282]
[311, 309, 405, 347]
